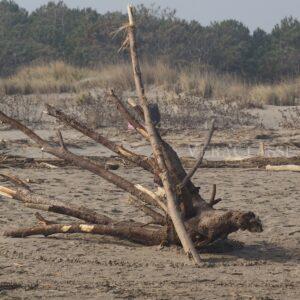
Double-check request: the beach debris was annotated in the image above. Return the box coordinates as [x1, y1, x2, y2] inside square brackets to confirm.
[105, 160, 120, 170]
[39, 162, 58, 169]
[266, 164, 300, 172]
[0, 173, 29, 189]
[259, 142, 266, 157]
[0, 5, 263, 266]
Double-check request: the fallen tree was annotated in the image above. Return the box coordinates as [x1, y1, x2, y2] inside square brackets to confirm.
[0, 5, 262, 265]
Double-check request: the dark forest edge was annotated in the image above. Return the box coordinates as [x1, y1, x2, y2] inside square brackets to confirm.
[0, 0, 299, 82]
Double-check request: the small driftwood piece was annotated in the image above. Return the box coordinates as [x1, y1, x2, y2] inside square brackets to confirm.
[0, 173, 30, 189]
[181, 156, 300, 169]
[266, 164, 300, 172]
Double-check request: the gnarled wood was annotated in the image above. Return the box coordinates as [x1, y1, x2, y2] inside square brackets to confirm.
[1, 172, 263, 251]
[0, 4, 264, 265]
[127, 5, 201, 264]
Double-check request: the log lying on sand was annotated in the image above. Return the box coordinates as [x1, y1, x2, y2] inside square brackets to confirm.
[266, 164, 300, 172]
[1, 184, 262, 248]
[182, 156, 300, 169]
[4, 222, 165, 246]
[0, 155, 67, 169]
[2, 154, 299, 170]
[3, 211, 262, 247]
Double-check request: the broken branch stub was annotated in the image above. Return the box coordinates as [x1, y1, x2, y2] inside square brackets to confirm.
[109, 90, 148, 139]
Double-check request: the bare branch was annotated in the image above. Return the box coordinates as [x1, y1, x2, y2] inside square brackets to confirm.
[127, 5, 201, 264]
[108, 89, 148, 139]
[56, 130, 66, 150]
[0, 111, 46, 147]
[4, 222, 166, 245]
[208, 184, 222, 207]
[35, 212, 57, 226]
[180, 119, 216, 188]
[0, 110, 162, 210]
[210, 184, 216, 203]
[0, 186, 113, 224]
[45, 104, 155, 174]
[0, 173, 30, 190]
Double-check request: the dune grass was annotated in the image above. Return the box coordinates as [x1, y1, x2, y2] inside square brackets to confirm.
[1, 61, 299, 108]
[249, 80, 300, 106]
[0, 62, 96, 95]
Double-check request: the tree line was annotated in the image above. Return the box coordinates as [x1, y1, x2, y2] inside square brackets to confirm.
[0, 0, 299, 81]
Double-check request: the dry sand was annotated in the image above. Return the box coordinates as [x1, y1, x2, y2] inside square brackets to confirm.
[0, 128, 299, 299]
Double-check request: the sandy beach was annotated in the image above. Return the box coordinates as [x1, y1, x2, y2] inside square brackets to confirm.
[0, 125, 299, 299]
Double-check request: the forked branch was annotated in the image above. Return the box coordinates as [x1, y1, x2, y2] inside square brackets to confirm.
[0, 111, 164, 211]
[45, 104, 155, 174]
[109, 90, 149, 139]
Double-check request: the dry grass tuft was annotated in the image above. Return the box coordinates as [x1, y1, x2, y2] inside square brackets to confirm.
[0, 61, 299, 108]
[0, 61, 93, 95]
[250, 80, 299, 106]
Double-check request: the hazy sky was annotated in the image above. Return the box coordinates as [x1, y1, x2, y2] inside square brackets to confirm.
[15, 0, 300, 32]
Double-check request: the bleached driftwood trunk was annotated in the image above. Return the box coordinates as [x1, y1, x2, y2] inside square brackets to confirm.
[0, 5, 263, 265]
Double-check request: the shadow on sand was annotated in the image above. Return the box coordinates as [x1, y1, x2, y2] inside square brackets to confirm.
[200, 239, 299, 264]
